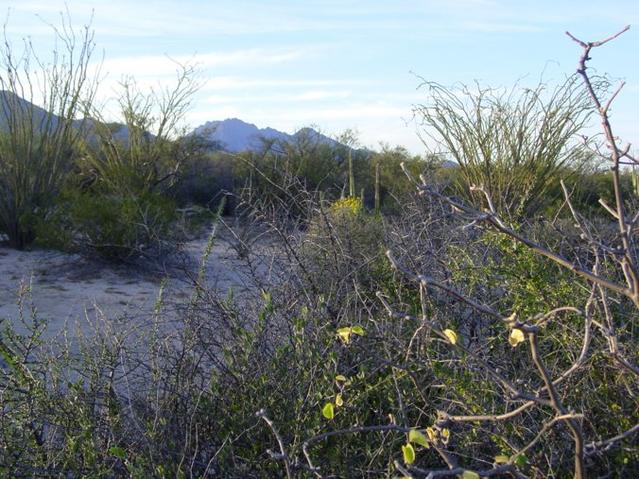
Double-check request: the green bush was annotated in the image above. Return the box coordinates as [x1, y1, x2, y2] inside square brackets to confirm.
[302, 196, 386, 305]
[73, 191, 176, 260]
[33, 188, 178, 261]
[0, 17, 96, 249]
[32, 64, 201, 260]
[414, 77, 596, 218]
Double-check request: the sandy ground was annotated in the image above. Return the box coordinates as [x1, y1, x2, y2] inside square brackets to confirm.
[0, 228, 266, 340]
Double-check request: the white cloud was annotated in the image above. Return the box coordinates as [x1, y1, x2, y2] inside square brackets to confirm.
[196, 49, 304, 68]
[186, 100, 410, 130]
[202, 76, 366, 91]
[294, 90, 352, 101]
[4, 0, 419, 38]
[284, 103, 408, 121]
[188, 106, 244, 125]
[96, 48, 304, 79]
[204, 89, 352, 105]
[190, 102, 409, 126]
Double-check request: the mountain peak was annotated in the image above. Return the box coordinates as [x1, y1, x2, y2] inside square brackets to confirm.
[192, 118, 337, 153]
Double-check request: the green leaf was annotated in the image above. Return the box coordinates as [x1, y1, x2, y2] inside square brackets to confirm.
[0, 345, 19, 373]
[261, 289, 272, 304]
[408, 429, 429, 448]
[514, 454, 528, 467]
[108, 446, 126, 459]
[350, 325, 365, 336]
[335, 374, 348, 383]
[401, 443, 415, 464]
[322, 402, 334, 420]
[336, 327, 352, 344]
[462, 471, 480, 479]
[336, 326, 365, 344]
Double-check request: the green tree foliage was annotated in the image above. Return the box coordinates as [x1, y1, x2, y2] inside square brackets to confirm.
[81, 65, 200, 196]
[368, 144, 435, 211]
[41, 64, 202, 260]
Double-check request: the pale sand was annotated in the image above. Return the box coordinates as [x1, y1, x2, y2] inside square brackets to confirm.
[0, 231, 262, 340]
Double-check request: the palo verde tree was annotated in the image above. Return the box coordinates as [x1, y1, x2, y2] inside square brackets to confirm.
[61, 62, 202, 260]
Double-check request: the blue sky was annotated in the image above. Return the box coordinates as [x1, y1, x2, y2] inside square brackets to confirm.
[1, 0, 638, 153]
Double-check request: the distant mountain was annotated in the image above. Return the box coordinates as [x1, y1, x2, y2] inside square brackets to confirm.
[0, 93, 430, 163]
[192, 118, 339, 153]
[193, 118, 289, 152]
[0, 90, 138, 146]
[0, 90, 63, 131]
[292, 126, 340, 149]
[0, 93, 339, 155]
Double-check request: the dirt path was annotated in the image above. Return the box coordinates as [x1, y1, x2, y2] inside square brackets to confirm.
[0, 230, 262, 339]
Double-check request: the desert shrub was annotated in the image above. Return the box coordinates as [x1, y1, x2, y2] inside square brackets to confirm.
[33, 64, 202, 260]
[558, 168, 636, 215]
[0, 15, 96, 249]
[1, 243, 412, 477]
[172, 151, 234, 209]
[3, 148, 637, 478]
[234, 129, 388, 219]
[414, 76, 597, 219]
[365, 146, 433, 212]
[80, 66, 199, 193]
[259, 173, 636, 478]
[300, 196, 386, 310]
[232, 133, 441, 219]
[242, 28, 638, 478]
[336, 30, 637, 478]
[236, 144, 342, 219]
[33, 186, 182, 262]
[2, 22, 638, 479]
[74, 190, 176, 260]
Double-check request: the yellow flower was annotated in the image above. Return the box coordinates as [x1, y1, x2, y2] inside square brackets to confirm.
[329, 197, 363, 216]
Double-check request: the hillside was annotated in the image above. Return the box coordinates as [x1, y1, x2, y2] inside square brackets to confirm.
[192, 118, 340, 153]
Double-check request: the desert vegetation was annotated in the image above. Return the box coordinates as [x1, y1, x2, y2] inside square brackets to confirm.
[0, 13, 637, 479]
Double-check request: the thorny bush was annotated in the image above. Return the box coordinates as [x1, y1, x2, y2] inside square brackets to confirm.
[0, 25, 637, 479]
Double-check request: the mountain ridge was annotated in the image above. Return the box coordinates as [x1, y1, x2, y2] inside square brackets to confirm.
[192, 118, 339, 153]
[0, 92, 361, 155]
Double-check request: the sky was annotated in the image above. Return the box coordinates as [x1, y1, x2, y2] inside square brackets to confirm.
[0, 0, 637, 154]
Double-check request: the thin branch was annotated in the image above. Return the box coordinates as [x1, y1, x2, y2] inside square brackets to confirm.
[586, 422, 639, 455]
[302, 424, 410, 475]
[418, 184, 633, 299]
[256, 409, 292, 479]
